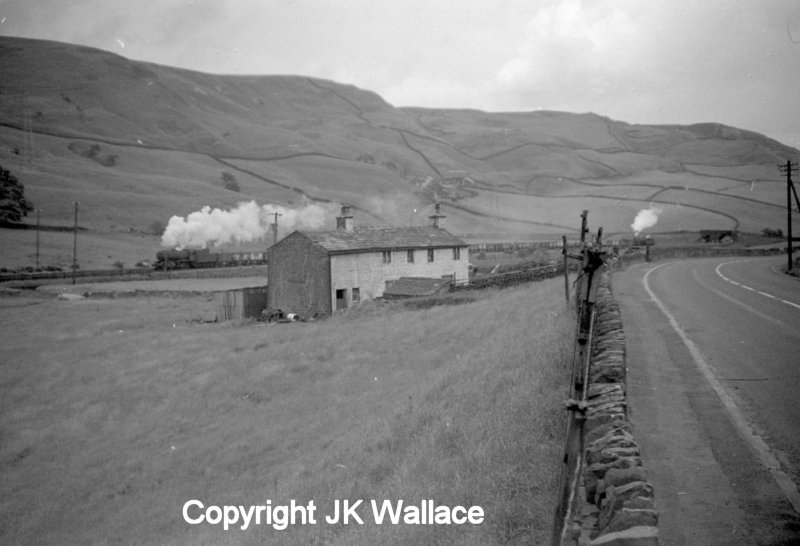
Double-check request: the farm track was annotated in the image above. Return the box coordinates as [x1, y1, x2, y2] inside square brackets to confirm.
[575, 151, 625, 177]
[443, 199, 576, 231]
[471, 139, 575, 161]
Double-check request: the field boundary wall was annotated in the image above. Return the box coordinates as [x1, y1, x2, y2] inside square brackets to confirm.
[576, 270, 659, 545]
[617, 245, 783, 267]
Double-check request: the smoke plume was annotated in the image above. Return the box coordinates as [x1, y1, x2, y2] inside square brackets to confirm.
[161, 200, 340, 249]
[631, 205, 663, 236]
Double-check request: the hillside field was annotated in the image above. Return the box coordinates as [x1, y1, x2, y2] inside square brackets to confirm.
[0, 277, 573, 545]
[1, 36, 798, 272]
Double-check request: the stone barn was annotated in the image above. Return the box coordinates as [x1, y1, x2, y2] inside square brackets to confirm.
[266, 205, 469, 316]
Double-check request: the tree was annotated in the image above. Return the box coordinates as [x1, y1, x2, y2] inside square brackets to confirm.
[221, 171, 240, 192]
[149, 220, 165, 236]
[0, 165, 33, 223]
[762, 227, 783, 238]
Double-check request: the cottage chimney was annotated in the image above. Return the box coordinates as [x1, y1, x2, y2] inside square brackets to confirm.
[429, 203, 446, 228]
[336, 205, 354, 231]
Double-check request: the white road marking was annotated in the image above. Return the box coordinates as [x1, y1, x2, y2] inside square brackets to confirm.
[716, 261, 800, 310]
[689, 269, 792, 333]
[644, 263, 800, 515]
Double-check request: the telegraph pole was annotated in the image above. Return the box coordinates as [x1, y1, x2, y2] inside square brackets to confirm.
[35, 209, 40, 269]
[72, 202, 78, 285]
[562, 235, 570, 305]
[271, 211, 282, 245]
[779, 160, 799, 271]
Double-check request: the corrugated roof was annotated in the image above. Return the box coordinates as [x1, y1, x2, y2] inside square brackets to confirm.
[298, 226, 467, 254]
[384, 277, 451, 297]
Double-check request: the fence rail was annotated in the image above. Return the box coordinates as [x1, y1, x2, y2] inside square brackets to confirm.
[454, 263, 580, 291]
[552, 210, 604, 545]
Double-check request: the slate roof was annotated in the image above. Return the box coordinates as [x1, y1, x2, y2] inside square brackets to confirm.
[383, 277, 451, 298]
[298, 226, 468, 255]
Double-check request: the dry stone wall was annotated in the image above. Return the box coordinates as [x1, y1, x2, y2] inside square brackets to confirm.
[579, 270, 659, 545]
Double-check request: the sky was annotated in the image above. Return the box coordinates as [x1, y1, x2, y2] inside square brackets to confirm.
[2, 0, 800, 149]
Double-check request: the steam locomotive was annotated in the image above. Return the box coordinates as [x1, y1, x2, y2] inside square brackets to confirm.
[153, 248, 267, 270]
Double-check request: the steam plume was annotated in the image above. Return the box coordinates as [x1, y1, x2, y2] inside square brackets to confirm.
[631, 205, 663, 236]
[161, 200, 339, 249]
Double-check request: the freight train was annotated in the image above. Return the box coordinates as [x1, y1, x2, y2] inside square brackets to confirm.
[468, 240, 578, 253]
[152, 239, 618, 270]
[153, 248, 267, 270]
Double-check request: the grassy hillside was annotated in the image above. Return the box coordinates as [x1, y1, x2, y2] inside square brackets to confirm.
[0, 278, 572, 545]
[1, 36, 797, 270]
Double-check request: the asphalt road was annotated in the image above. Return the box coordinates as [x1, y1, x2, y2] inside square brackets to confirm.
[612, 256, 800, 544]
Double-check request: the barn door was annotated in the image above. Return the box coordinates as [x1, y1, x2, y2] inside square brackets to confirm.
[336, 289, 347, 310]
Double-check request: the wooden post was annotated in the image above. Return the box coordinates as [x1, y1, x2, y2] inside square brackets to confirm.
[575, 210, 589, 313]
[562, 235, 570, 305]
[553, 211, 604, 543]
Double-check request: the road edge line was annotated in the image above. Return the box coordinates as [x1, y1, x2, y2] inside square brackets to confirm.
[643, 263, 800, 515]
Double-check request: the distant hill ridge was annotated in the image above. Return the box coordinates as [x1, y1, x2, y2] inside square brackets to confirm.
[0, 35, 797, 242]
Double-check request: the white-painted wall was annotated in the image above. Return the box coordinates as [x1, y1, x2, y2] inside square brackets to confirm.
[329, 247, 469, 309]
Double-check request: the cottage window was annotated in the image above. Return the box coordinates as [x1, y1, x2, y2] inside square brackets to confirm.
[352, 287, 360, 303]
[407, 249, 414, 263]
[453, 247, 461, 260]
[382, 250, 392, 263]
[427, 249, 435, 262]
